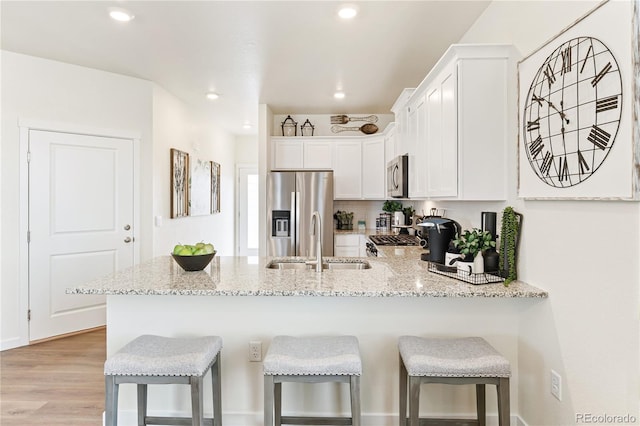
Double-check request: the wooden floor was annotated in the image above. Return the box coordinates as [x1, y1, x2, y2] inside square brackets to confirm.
[0, 328, 106, 426]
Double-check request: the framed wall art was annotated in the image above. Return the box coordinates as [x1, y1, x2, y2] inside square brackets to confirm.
[189, 157, 212, 216]
[517, 0, 639, 200]
[211, 161, 221, 214]
[170, 148, 189, 218]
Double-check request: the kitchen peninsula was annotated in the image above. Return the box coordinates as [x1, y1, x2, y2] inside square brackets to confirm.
[70, 256, 547, 424]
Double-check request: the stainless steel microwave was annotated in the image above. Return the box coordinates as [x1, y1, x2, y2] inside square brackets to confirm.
[387, 155, 408, 198]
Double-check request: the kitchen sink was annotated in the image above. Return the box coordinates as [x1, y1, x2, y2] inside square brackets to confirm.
[266, 259, 371, 270]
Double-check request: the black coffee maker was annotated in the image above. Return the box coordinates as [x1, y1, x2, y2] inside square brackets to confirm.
[418, 217, 462, 264]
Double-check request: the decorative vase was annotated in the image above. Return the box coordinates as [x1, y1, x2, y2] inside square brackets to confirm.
[473, 252, 484, 274]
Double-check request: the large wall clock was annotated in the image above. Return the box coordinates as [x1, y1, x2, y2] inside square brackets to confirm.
[522, 36, 623, 188]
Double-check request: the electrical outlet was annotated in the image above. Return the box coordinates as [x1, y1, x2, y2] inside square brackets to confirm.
[550, 370, 562, 401]
[249, 341, 262, 362]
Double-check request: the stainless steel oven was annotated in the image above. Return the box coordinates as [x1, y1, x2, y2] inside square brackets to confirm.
[387, 155, 408, 198]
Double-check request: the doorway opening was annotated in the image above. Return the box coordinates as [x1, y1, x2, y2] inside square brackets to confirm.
[237, 165, 259, 256]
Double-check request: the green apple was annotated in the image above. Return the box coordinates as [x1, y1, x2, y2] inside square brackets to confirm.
[177, 247, 192, 256]
[172, 244, 185, 255]
[193, 248, 206, 255]
[195, 242, 205, 249]
[203, 243, 215, 254]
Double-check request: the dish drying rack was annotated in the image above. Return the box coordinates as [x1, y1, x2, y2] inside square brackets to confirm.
[427, 262, 505, 285]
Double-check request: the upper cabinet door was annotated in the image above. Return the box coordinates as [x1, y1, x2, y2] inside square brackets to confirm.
[426, 63, 458, 198]
[272, 139, 303, 169]
[333, 140, 362, 199]
[303, 140, 333, 169]
[407, 93, 427, 198]
[362, 136, 385, 199]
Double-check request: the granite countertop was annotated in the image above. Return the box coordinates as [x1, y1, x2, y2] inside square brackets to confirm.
[67, 255, 548, 298]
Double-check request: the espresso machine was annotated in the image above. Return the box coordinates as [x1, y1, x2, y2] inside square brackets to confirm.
[416, 217, 461, 264]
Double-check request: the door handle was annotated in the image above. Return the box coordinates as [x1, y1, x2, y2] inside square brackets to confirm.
[124, 237, 133, 243]
[124, 224, 131, 231]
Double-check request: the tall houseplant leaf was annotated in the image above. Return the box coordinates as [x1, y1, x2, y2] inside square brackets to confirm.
[499, 206, 522, 286]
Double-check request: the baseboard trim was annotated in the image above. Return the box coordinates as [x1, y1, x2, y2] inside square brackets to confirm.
[29, 325, 106, 345]
[104, 410, 527, 426]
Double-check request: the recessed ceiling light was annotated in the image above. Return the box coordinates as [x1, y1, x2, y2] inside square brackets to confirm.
[338, 5, 358, 19]
[109, 8, 135, 22]
[334, 91, 346, 99]
[206, 92, 220, 100]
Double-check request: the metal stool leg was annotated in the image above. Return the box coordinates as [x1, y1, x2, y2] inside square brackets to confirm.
[191, 375, 204, 426]
[399, 355, 407, 426]
[137, 384, 147, 426]
[274, 382, 282, 426]
[476, 384, 486, 426]
[105, 375, 119, 426]
[408, 376, 421, 426]
[212, 354, 222, 426]
[264, 375, 274, 426]
[350, 375, 361, 426]
[497, 378, 510, 426]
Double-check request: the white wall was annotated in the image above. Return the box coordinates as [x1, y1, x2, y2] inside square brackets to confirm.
[0, 51, 154, 349]
[235, 134, 258, 165]
[151, 86, 236, 257]
[0, 52, 237, 349]
[449, 2, 639, 424]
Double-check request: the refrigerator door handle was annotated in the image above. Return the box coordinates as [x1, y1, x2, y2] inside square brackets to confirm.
[289, 192, 298, 256]
[294, 191, 300, 255]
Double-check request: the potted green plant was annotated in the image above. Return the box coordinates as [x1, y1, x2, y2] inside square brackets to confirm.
[382, 200, 403, 213]
[498, 206, 523, 286]
[452, 228, 495, 273]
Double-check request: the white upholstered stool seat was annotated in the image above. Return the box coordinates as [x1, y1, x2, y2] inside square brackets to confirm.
[105, 335, 223, 426]
[398, 336, 511, 426]
[264, 335, 362, 426]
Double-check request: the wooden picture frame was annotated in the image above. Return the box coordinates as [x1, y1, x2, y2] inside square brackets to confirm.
[170, 148, 189, 218]
[211, 161, 221, 214]
[517, 0, 639, 200]
[189, 158, 212, 216]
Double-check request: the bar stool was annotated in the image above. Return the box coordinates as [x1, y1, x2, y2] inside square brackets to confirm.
[104, 335, 223, 426]
[398, 336, 511, 426]
[263, 335, 362, 426]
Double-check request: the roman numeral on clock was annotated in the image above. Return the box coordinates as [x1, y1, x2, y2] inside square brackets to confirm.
[558, 156, 569, 181]
[561, 47, 572, 75]
[591, 62, 612, 87]
[580, 45, 593, 74]
[529, 135, 544, 159]
[540, 151, 554, 175]
[527, 118, 540, 131]
[587, 125, 611, 150]
[544, 64, 556, 88]
[532, 94, 544, 107]
[596, 95, 619, 113]
[577, 150, 590, 174]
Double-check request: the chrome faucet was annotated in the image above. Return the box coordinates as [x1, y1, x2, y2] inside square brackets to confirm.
[310, 211, 323, 272]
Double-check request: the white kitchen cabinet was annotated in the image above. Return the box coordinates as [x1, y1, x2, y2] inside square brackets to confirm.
[272, 139, 303, 169]
[333, 140, 362, 199]
[362, 136, 385, 199]
[271, 138, 332, 170]
[407, 92, 428, 198]
[303, 140, 333, 169]
[391, 89, 414, 158]
[395, 44, 513, 200]
[384, 123, 396, 166]
[334, 234, 366, 257]
[425, 62, 458, 197]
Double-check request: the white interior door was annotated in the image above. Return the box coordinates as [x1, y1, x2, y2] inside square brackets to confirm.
[28, 130, 134, 341]
[237, 165, 258, 256]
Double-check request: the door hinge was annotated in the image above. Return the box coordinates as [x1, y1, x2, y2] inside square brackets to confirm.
[27, 150, 31, 163]
[27, 230, 31, 243]
[28, 309, 31, 321]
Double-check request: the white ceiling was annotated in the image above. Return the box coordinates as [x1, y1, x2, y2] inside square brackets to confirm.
[1, 1, 490, 135]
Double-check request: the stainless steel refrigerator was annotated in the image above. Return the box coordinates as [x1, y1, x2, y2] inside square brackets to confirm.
[267, 171, 334, 257]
